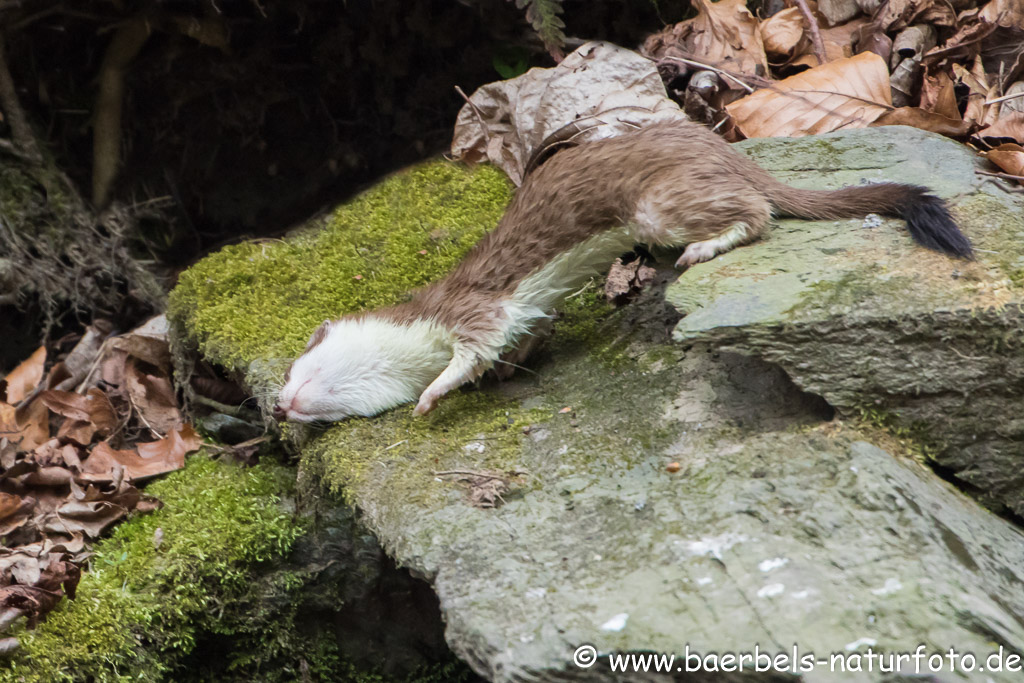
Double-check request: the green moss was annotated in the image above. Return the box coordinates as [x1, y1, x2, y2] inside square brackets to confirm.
[304, 390, 552, 509]
[953, 193, 1024, 286]
[168, 160, 514, 372]
[1, 456, 302, 683]
[792, 270, 920, 319]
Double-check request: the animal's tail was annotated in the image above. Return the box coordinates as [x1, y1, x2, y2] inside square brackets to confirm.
[763, 180, 974, 259]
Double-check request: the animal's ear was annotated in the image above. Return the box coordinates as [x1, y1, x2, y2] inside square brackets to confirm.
[305, 319, 332, 351]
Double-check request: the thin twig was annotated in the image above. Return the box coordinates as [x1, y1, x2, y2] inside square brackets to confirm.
[793, 0, 827, 68]
[0, 34, 41, 162]
[984, 91, 1024, 106]
[977, 169, 1024, 182]
[434, 469, 525, 480]
[454, 85, 490, 143]
[656, 56, 756, 93]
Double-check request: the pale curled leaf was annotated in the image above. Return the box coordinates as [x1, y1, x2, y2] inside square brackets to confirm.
[979, 112, 1024, 145]
[984, 143, 1024, 176]
[2, 347, 45, 405]
[727, 51, 891, 138]
[643, 0, 769, 80]
[451, 41, 686, 185]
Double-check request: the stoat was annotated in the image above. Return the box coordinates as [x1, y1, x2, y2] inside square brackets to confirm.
[273, 121, 972, 422]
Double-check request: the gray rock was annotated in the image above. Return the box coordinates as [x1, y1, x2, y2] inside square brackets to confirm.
[667, 125, 1024, 516]
[300, 293, 1024, 682]
[171, 130, 1024, 682]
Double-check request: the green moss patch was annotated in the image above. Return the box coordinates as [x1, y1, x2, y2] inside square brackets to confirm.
[168, 160, 514, 372]
[1, 456, 301, 683]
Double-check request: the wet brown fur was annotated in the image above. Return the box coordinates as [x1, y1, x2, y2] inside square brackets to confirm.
[285, 120, 971, 417]
[376, 120, 958, 340]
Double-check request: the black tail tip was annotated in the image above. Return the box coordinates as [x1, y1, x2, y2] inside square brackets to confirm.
[902, 192, 974, 260]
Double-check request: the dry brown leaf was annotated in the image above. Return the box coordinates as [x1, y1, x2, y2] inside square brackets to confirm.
[643, 0, 769, 79]
[871, 107, 973, 136]
[761, 6, 809, 61]
[874, 0, 956, 32]
[3, 347, 45, 405]
[46, 499, 129, 539]
[727, 51, 891, 137]
[41, 389, 117, 446]
[125, 359, 181, 435]
[0, 493, 32, 536]
[789, 17, 867, 69]
[920, 69, 961, 119]
[980, 0, 1024, 30]
[921, 16, 997, 67]
[451, 42, 686, 185]
[604, 257, 658, 304]
[953, 57, 998, 128]
[5, 400, 50, 454]
[46, 321, 112, 394]
[979, 112, 1024, 144]
[80, 424, 198, 483]
[984, 143, 1024, 175]
[109, 331, 171, 375]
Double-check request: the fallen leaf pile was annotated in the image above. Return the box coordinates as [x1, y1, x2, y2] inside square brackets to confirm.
[0, 315, 203, 643]
[641, 0, 1024, 184]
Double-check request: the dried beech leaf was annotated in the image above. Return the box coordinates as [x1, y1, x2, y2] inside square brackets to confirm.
[125, 359, 181, 435]
[81, 424, 198, 482]
[3, 347, 46, 404]
[48, 499, 129, 539]
[110, 334, 171, 374]
[874, 0, 956, 32]
[979, 112, 1024, 144]
[984, 143, 1024, 176]
[42, 389, 117, 446]
[644, 0, 769, 79]
[792, 16, 869, 68]
[8, 400, 50, 454]
[872, 107, 972, 136]
[761, 7, 809, 60]
[727, 51, 891, 137]
[0, 493, 32, 536]
[451, 42, 686, 185]
[604, 258, 658, 304]
[980, 0, 1024, 30]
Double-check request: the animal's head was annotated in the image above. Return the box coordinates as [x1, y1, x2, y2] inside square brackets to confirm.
[272, 315, 454, 423]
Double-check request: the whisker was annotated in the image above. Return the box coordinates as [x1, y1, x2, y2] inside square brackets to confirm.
[493, 359, 539, 376]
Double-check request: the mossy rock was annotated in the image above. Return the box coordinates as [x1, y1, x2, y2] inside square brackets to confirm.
[169, 149, 1024, 681]
[0, 456, 303, 682]
[168, 160, 515, 375]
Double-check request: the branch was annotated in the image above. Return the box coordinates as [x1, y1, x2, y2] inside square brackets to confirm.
[793, 0, 828, 68]
[0, 33, 42, 162]
[92, 17, 154, 207]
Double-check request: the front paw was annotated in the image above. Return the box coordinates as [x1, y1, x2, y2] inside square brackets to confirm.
[675, 242, 716, 269]
[413, 393, 439, 416]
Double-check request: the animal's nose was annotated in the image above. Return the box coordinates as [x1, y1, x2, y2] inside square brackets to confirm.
[271, 404, 287, 422]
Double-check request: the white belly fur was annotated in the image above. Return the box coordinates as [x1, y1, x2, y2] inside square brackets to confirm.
[496, 226, 636, 353]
